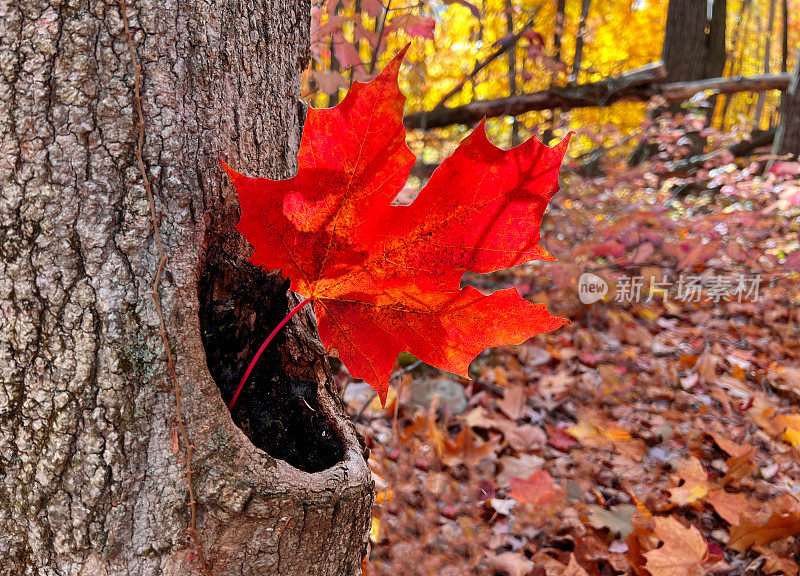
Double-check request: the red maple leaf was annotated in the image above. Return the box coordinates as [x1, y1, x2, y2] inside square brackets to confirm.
[222, 48, 569, 405]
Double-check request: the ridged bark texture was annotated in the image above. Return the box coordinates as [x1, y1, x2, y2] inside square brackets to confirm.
[0, 0, 373, 574]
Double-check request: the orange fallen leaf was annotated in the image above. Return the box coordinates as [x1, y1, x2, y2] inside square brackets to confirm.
[669, 457, 709, 505]
[497, 386, 527, 420]
[505, 424, 547, 452]
[538, 369, 574, 398]
[723, 452, 757, 484]
[709, 432, 753, 458]
[643, 516, 707, 576]
[626, 516, 658, 576]
[729, 511, 800, 552]
[705, 489, 749, 526]
[489, 551, 534, 576]
[755, 545, 800, 576]
[441, 426, 499, 468]
[563, 553, 591, 576]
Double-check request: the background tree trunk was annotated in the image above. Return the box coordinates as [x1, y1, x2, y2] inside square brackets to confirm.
[661, 0, 725, 84]
[773, 49, 800, 157]
[570, 0, 591, 82]
[753, 0, 776, 128]
[505, 0, 520, 147]
[0, 1, 372, 575]
[629, 0, 725, 164]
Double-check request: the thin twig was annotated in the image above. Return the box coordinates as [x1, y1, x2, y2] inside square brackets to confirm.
[432, 8, 540, 110]
[368, 1, 392, 74]
[119, 2, 209, 572]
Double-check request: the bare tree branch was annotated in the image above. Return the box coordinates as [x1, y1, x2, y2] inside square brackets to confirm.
[433, 7, 540, 109]
[404, 70, 791, 130]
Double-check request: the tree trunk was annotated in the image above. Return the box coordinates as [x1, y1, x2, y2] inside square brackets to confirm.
[570, 0, 591, 81]
[505, 0, 520, 147]
[553, 0, 566, 65]
[629, 0, 725, 164]
[773, 49, 800, 157]
[0, 1, 373, 575]
[661, 0, 724, 83]
[780, 0, 788, 73]
[753, 0, 776, 128]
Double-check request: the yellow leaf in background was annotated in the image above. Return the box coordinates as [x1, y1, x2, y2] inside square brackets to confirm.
[566, 422, 595, 440]
[783, 427, 800, 449]
[370, 517, 380, 543]
[636, 307, 660, 321]
[374, 490, 393, 505]
[776, 414, 800, 449]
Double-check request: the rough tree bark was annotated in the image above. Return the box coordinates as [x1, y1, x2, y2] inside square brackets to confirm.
[0, 1, 373, 575]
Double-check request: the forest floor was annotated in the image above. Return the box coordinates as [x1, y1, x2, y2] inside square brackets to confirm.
[346, 148, 800, 576]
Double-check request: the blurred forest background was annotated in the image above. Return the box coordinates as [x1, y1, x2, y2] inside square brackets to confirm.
[304, 2, 800, 576]
[305, 0, 798, 167]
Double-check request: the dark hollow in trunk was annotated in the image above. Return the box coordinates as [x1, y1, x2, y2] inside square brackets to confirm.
[198, 256, 345, 473]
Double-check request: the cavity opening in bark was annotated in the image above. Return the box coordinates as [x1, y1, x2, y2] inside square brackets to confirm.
[198, 256, 344, 473]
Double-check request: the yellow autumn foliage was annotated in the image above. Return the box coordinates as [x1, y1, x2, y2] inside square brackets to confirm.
[307, 0, 800, 157]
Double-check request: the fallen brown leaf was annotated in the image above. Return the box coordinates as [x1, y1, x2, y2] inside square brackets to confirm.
[705, 489, 749, 526]
[643, 516, 708, 576]
[729, 511, 800, 552]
